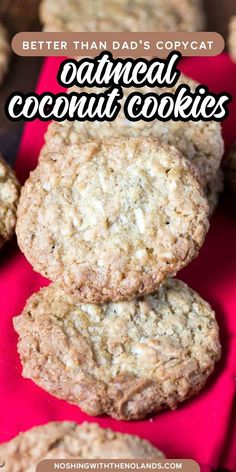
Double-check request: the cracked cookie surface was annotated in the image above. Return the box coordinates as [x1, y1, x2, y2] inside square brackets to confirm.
[0, 421, 164, 471]
[0, 155, 20, 248]
[14, 279, 221, 420]
[40, 0, 205, 33]
[41, 76, 224, 187]
[17, 137, 209, 302]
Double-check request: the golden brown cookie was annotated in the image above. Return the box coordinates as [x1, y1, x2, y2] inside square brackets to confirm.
[40, 0, 205, 33]
[14, 279, 221, 420]
[0, 155, 20, 248]
[16, 138, 209, 302]
[0, 421, 164, 471]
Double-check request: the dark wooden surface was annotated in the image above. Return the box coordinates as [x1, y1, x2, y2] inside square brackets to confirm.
[0, 0, 236, 165]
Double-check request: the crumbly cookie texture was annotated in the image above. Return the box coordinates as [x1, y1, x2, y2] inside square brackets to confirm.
[0, 22, 10, 86]
[40, 0, 205, 33]
[225, 141, 236, 195]
[0, 421, 164, 471]
[229, 16, 236, 62]
[206, 169, 224, 216]
[14, 279, 221, 420]
[41, 76, 224, 186]
[0, 155, 20, 248]
[16, 138, 209, 302]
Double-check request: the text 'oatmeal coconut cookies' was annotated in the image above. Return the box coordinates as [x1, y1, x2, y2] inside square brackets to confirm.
[0, 155, 20, 248]
[0, 422, 164, 471]
[14, 279, 221, 421]
[40, 75, 224, 212]
[41, 76, 224, 187]
[40, 0, 205, 33]
[16, 137, 209, 303]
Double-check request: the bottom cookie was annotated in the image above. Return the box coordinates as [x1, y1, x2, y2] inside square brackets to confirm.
[14, 279, 221, 421]
[0, 421, 164, 471]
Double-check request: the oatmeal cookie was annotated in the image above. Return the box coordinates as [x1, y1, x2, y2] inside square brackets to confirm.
[0, 421, 164, 471]
[16, 138, 209, 302]
[0, 155, 20, 248]
[0, 22, 10, 86]
[41, 76, 224, 186]
[14, 280, 221, 420]
[40, 0, 205, 33]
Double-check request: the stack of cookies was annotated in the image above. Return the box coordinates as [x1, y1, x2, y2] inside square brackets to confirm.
[4, 61, 222, 468]
[14, 76, 222, 422]
[0, 0, 227, 465]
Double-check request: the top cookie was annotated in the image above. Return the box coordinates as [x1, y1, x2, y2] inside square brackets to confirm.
[0, 155, 20, 248]
[41, 76, 224, 186]
[40, 0, 205, 33]
[0, 22, 10, 86]
[16, 138, 209, 302]
[0, 422, 163, 471]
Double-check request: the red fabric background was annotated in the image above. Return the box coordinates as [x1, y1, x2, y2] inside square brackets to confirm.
[0, 54, 235, 471]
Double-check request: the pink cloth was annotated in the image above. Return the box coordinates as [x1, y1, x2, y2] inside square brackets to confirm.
[0, 54, 236, 471]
